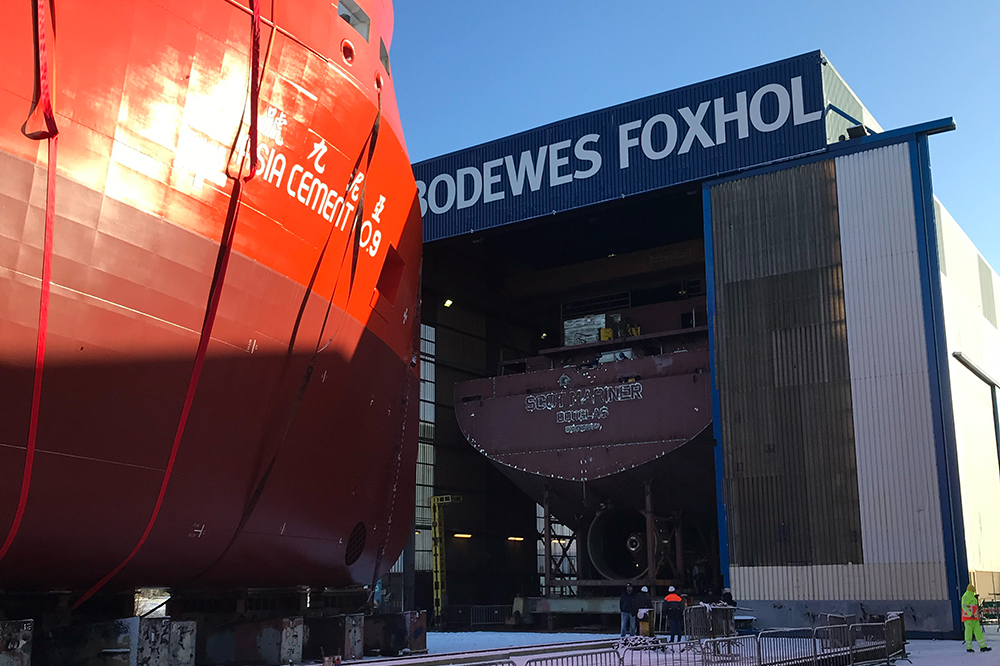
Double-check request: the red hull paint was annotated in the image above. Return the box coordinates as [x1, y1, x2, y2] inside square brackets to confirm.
[0, 0, 420, 591]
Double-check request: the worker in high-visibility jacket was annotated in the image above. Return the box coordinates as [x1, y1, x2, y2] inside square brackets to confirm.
[962, 583, 992, 653]
[663, 586, 685, 643]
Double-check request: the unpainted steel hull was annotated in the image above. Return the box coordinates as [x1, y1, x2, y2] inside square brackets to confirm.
[454, 340, 715, 526]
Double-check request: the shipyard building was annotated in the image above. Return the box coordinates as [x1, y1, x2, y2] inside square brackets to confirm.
[408, 51, 1000, 635]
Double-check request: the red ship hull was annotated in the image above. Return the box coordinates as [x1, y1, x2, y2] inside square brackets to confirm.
[0, 0, 421, 592]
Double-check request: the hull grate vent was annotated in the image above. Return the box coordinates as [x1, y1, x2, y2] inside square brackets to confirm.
[345, 522, 367, 565]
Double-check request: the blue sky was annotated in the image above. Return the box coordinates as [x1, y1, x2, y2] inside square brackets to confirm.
[390, 1, 999, 268]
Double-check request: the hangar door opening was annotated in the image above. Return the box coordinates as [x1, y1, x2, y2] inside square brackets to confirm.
[421, 182, 722, 602]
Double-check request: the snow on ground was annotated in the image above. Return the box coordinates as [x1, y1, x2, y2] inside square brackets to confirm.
[425, 630, 1000, 664]
[907, 630, 1000, 665]
[427, 631, 613, 654]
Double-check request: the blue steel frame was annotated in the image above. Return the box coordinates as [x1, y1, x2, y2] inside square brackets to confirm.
[910, 134, 968, 631]
[702, 185, 729, 588]
[702, 118, 967, 629]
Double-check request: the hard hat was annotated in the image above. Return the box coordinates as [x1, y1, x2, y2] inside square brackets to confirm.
[668, 586, 676, 592]
[641, 586, 648, 592]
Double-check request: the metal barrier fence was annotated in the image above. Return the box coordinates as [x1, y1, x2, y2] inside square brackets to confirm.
[819, 614, 856, 628]
[983, 596, 1000, 628]
[758, 628, 815, 665]
[621, 639, 704, 666]
[848, 623, 887, 665]
[652, 601, 691, 637]
[653, 601, 667, 635]
[885, 616, 905, 659]
[699, 634, 758, 665]
[470, 604, 514, 626]
[443, 604, 514, 627]
[427, 617, 904, 666]
[814, 624, 851, 665]
[525, 649, 622, 666]
[684, 606, 736, 641]
[615, 616, 906, 666]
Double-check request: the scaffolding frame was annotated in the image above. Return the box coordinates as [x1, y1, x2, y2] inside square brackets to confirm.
[430, 494, 461, 625]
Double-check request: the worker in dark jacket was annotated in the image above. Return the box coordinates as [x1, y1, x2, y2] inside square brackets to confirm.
[635, 585, 652, 615]
[664, 586, 685, 642]
[619, 583, 636, 637]
[634, 585, 653, 636]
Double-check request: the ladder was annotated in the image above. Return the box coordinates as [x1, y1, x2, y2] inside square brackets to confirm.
[430, 494, 461, 626]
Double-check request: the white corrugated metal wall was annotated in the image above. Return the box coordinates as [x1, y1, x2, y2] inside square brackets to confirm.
[936, 199, 1000, 592]
[729, 144, 951, 604]
[835, 144, 948, 599]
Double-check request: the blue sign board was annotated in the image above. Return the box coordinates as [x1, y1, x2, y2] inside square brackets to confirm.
[414, 51, 828, 242]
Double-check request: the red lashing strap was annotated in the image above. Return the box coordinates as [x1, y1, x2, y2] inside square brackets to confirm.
[71, 0, 262, 608]
[192, 89, 382, 583]
[72, 179, 244, 609]
[0, 0, 59, 565]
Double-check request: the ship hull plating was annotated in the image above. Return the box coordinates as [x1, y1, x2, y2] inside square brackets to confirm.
[0, 0, 421, 591]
